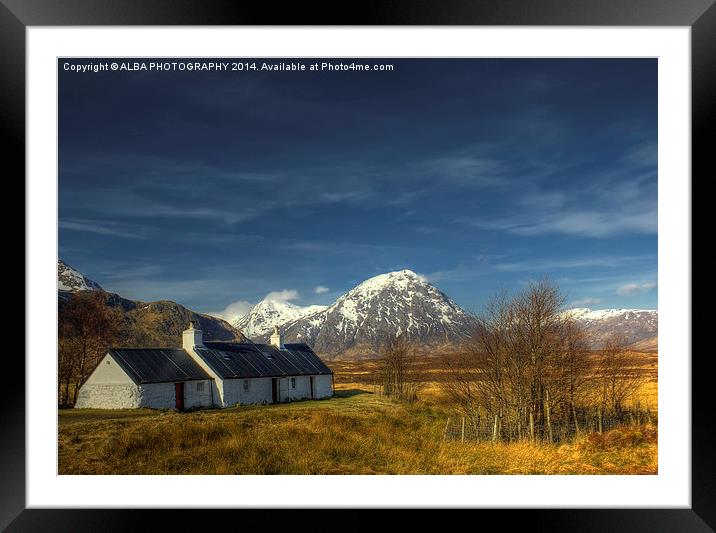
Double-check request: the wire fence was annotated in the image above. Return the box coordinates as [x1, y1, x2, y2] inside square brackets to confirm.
[443, 405, 657, 444]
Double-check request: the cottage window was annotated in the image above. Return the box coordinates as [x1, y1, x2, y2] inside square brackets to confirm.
[196, 382, 204, 392]
[243, 379, 250, 392]
[291, 377, 296, 389]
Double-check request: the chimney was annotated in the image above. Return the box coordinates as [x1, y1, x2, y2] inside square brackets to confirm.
[270, 325, 284, 349]
[182, 321, 203, 350]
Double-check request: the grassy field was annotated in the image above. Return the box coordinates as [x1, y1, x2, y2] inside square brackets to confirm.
[59, 371, 657, 475]
[332, 350, 659, 410]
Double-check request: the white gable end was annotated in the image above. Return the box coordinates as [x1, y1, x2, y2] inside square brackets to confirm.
[84, 353, 136, 385]
[75, 353, 141, 409]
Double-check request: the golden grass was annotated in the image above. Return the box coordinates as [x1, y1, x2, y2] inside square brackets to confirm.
[59, 388, 657, 475]
[334, 350, 658, 410]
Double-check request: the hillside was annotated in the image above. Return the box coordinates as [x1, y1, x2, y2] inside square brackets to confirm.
[628, 335, 658, 352]
[58, 260, 242, 347]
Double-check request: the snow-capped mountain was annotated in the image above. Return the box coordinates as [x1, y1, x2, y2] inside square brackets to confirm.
[234, 299, 327, 339]
[273, 270, 474, 358]
[564, 307, 658, 346]
[58, 259, 103, 292]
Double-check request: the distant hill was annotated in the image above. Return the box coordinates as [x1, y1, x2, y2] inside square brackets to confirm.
[628, 335, 658, 352]
[58, 260, 242, 347]
[565, 308, 658, 348]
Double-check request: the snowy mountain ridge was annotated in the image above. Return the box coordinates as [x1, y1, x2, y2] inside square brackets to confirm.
[564, 307, 658, 346]
[564, 307, 657, 322]
[233, 298, 327, 338]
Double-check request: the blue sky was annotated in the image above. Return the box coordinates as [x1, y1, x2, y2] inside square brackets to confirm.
[59, 58, 657, 321]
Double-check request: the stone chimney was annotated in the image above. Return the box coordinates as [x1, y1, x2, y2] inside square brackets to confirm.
[182, 321, 203, 350]
[270, 325, 284, 349]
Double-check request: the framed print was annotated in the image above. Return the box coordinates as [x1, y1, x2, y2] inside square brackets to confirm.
[3, 0, 709, 530]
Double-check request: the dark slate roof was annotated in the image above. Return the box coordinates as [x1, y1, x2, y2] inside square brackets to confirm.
[108, 349, 212, 385]
[198, 342, 333, 379]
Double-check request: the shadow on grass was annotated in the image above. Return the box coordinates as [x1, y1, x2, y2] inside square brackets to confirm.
[334, 388, 371, 398]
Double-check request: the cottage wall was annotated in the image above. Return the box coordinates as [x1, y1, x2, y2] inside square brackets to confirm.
[185, 379, 215, 408]
[74, 354, 141, 409]
[314, 374, 334, 399]
[184, 346, 225, 407]
[74, 383, 141, 408]
[285, 375, 311, 401]
[138, 380, 213, 409]
[221, 377, 273, 406]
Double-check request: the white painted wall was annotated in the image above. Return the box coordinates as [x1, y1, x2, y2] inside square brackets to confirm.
[74, 383, 141, 409]
[137, 380, 213, 409]
[184, 345, 225, 407]
[222, 377, 273, 407]
[84, 354, 134, 384]
[314, 374, 334, 399]
[218, 374, 333, 406]
[75, 354, 141, 409]
[285, 375, 311, 401]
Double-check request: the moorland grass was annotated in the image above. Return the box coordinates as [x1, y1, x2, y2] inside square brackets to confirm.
[59, 389, 656, 475]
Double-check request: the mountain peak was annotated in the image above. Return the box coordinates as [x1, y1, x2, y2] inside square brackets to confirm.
[276, 270, 472, 357]
[58, 259, 103, 292]
[351, 269, 427, 295]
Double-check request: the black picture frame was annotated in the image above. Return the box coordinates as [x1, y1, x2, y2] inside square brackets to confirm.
[2, 1, 707, 530]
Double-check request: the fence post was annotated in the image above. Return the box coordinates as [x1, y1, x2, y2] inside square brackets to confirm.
[443, 417, 450, 441]
[597, 406, 603, 435]
[461, 417, 465, 443]
[492, 415, 498, 443]
[545, 389, 553, 443]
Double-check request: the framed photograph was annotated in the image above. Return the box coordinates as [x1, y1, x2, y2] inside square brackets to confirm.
[4, 0, 707, 530]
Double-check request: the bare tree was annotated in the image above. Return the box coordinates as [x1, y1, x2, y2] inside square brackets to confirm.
[58, 292, 121, 406]
[378, 333, 423, 403]
[441, 280, 592, 442]
[594, 334, 644, 416]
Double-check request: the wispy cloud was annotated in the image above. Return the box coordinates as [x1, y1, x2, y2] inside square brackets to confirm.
[461, 164, 657, 239]
[617, 282, 656, 296]
[207, 300, 254, 324]
[314, 286, 329, 294]
[427, 156, 502, 187]
[97, 264, 163, 280]
[485, 210, 656, 238]
[494, 254, 652, 272]
[264, 289, 299, 303]
[570, 297, 601, 306]
[59, 218, 153, 239]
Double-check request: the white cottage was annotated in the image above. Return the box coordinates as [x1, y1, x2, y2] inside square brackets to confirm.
[75, 323, 334, 409]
